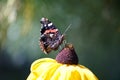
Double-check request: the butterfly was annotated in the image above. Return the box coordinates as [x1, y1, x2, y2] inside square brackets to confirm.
[39, 17, 64, 54]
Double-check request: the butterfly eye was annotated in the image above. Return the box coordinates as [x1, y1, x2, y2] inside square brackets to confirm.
[40, 17, 51, 25]
[40, 17, 46, 24]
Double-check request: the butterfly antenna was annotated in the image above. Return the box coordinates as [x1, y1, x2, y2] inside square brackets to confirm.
[63, 24, 72, 35]
[62, 24, 72, 46]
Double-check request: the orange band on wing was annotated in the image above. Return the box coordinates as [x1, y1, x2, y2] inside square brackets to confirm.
[44, 29, 58, 34]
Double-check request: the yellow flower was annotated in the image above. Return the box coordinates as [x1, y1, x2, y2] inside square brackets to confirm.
[27, 44, 98, 80]
[27, 58, 98, 80]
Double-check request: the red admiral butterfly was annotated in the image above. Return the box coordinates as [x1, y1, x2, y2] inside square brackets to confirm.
[40, 18, 64, 54]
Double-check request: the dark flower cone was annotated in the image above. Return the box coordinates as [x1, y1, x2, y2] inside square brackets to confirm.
[56, 44, 78, 65]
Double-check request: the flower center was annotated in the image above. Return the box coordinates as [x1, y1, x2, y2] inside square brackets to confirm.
[56, 44, 78, 65]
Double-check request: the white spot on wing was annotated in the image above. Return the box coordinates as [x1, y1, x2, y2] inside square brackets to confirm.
[48, 23, 53, 27]
[44, 24, 46, 27]
[49, 34, 54, 38]
[55, 29, 58, 31]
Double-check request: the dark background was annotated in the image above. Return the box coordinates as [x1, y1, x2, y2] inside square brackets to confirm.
[0, 0, 120, 80]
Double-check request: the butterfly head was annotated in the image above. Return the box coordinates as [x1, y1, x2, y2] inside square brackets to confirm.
[40, 17, 52, 27]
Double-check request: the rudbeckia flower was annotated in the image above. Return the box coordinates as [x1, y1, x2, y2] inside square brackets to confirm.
[27, 44, 98, 80]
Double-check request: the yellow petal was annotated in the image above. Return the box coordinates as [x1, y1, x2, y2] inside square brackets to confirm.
[27, 58, 98, 80]
[77, 65, 98, 80]
[27, 58, 57, 80]
[37, 62, 61, 80]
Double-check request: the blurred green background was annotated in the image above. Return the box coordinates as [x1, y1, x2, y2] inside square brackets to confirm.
[0, 0, 120, 80]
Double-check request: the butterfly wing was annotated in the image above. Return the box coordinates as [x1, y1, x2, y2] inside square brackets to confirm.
[40, 18, 64, 54]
